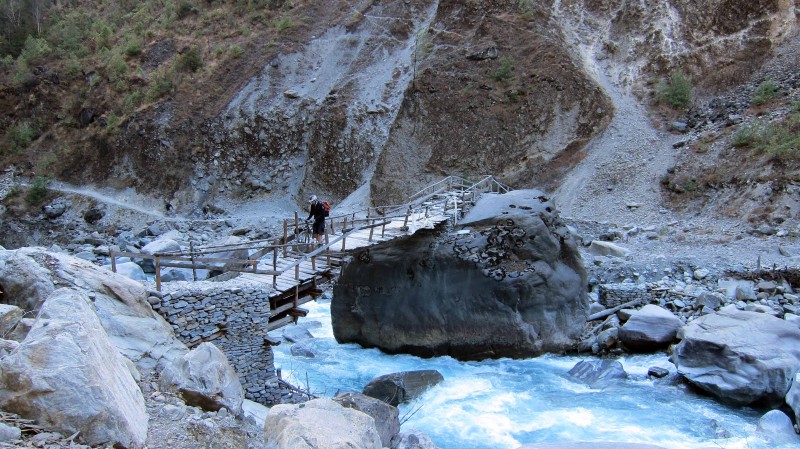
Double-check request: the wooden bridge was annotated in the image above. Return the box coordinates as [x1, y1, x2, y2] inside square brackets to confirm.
[110, 176, 509, 338]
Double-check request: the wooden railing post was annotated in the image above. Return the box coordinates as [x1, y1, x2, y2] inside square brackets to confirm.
[155, 256, 162, 292]
[110, 252, 117, 273]
[368, 218, 374, 242]
[295, 264, 300, 280]
[283, 220, 288, 257]
[272, 247, 278, 288]
[325, 229, 331, 266]
[341, 217, 348, 251]
[189, 241, 197, 281]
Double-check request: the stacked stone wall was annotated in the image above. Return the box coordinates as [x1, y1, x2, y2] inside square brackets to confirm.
[149, 281, 285, 404]
[597, 283, 648, 308]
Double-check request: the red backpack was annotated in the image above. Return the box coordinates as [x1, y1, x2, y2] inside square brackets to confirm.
[321, 201, 331, 217]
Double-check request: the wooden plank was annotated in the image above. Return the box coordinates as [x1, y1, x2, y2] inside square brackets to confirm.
[267, 315, 294, 331]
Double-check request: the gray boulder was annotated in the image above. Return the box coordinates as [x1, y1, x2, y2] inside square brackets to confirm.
[104, 261, 147, 281]
[786, 371, 800, 428]
[0, 247, 187, 372]
[138, 238, 182, 272]
[159, 342, 244, 416]
[756, 410, 800, 445]
[673, 306, 800, 405]
[392, 430, 440, 449]
[0, 304, 23, 337]
[568, 360, 628, 387]
[264, 398, 382, 449]
[588, 240, 630, 258]
[333, 190, 588, 360]
[0, 288, 147, 448]
[334, 392, 400, 447]
[362, 370, 444, 407]
[618, 304, 683, 352]
[0, 422, 21, 443]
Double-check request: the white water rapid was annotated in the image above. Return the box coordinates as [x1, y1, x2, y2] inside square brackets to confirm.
[273, 299, 795, 449]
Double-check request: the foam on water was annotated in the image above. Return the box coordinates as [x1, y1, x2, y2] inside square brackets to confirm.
[272, 300, 795, 449]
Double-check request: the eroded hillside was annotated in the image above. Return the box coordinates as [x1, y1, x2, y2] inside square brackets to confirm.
[0, 0, 798, 234]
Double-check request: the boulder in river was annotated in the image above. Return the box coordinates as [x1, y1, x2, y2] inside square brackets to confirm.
[672, 306, 800, 406]
[332, 190, 588, 360]
[362, 370, 444, 407]
[618, 304, 683, 352]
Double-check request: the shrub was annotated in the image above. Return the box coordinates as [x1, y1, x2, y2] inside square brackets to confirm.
[19, 36, 51, 63]
[492, 57, 515, 83]
[63, 54, 82, 78]
[146, 69, 173, 101]
[25, 176, 50, 206]
[229, 44, 244, 59]
[274, 16, 293, 32]
[123, 37, 143, 57]
[655, 71, 692, 109]
[5, 120, 40, 154]
[177, 47, 202, 72]
[123, 90, 145, 112]
[763, 113, 800, 159]
[177, 1, 197, 19]
[0, 54, 13, 71]
[732, 121, 766, 148]
[518, 0, 534, 18]
[92, 22, 115, 51]
[751, 79, 780, 106]
[106, 52, 129, 82]
[793, 100, 800, 113]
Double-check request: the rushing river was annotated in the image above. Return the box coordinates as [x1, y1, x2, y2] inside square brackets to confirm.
[272, 298, 793, 449]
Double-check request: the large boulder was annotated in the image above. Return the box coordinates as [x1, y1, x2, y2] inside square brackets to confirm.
[264, 398, 382, 449]
[618, 305, 683, 352]
[0, 247, 187, 372]
[159, 342, 244, 416]
[332, 190, 588, 360]
[137, 237, 182, 273]
[672, 306, 800, 406]
[334, 392, 400, 447]
[0, 288, 148, 448]
[362, 370, 444, 407]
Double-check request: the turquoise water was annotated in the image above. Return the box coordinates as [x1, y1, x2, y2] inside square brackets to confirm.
[272, 299, 792, 449]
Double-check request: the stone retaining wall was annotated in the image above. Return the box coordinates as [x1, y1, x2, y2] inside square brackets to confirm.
[149, 281, 288, 405]
[598, 282, 648, 308]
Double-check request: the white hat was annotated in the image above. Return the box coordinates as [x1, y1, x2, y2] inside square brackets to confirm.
[309, 195, 318, 203]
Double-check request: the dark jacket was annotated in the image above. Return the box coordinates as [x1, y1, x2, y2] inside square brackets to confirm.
[307, 202, 325, 222]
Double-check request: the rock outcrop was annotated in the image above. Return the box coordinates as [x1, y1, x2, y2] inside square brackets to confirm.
[332, 190, 588, 360]
[672, 306, 800, 406]
[0, 288, 148, 448]
[264, 398, 383, 449]
[333, 392, 400, 448]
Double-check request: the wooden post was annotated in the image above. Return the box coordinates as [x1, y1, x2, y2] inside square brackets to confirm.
[330, 216, 336, 234]
[283, 220, 288, 257]
[368, 218, 375, 242]
[110, 253, 117, 273]
[272, 247, 278, 288]
[381, 219, 386, 238]
[295, 264, 299, 280]
[325, 229, 331, 266]
[402, 206, 411, 229]
[189, 241, 197, 281]
[311, 255, 316, 271]
[155, 256, 162, 292]
[342, 217, 348, 251]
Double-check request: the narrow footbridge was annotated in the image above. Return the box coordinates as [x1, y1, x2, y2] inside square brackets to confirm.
[111, 176, 509, 337]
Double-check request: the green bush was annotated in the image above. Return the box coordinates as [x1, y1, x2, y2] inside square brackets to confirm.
[146, 70, 173, 101]
[177, 47, 202, 72]
[19, 36, 51, 63]
[0, 54, 13, 71]
[752, 79, 780, 106]
[25, 176, 50, 206]
[92, 22, 115, 51]
[177, 1, 197, 19]
[123, 37, 143, 57]
[106, 52, 129, 81]
[732, 121, 766, 147]
[4, 120, 40, 154]
[229, 44, 244, 59]
[274, 16, 293, 32]
[492, 57, 515, 83]
[793, 100, 800, 113]
[123, 90, 145, 112]
[63, 54, 82, 78]
[656, 71, 692, 109]
[763, 113, 800, 159]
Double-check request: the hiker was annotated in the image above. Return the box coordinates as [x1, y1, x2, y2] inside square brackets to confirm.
[306, 195, 326, 243]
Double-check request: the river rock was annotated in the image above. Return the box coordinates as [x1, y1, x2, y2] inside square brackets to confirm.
[0, 247, 187, 372]
[362, 370, 444, 406]
[588, 240, 630, 258]
[138, 238, 182, 273]
[104, 261, 147, 281]
[334, 392, 400, 447]
[392, 430, 440, 449]
[0, 288, 148, 448]
[672, 306, 800, 406]
[568, 360, 628, 387]
[618, 304, 683, 352]
[0, 304, 23, 336]
[159, 342, 244, 416]
[755, 410, 800, 445]
[0, 422, 21, 443]
[332, 190, 588, 360]
[786, 371, 800, 427]
[264, 398, 382, 449]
